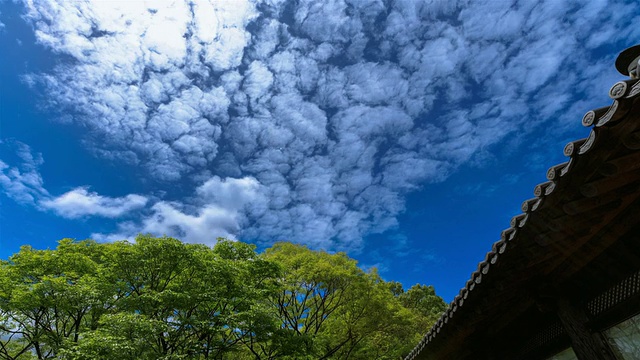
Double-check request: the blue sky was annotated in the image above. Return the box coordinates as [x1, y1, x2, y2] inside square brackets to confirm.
[0, 0, 638, 302]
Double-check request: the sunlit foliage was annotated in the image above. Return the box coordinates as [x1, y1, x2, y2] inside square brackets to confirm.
[0, 235, 445, 359]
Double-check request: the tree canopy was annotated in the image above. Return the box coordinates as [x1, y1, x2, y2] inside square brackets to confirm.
[0, 235, 446, 359]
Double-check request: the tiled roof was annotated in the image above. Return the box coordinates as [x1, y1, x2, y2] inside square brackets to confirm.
[405, 73, 640, 359]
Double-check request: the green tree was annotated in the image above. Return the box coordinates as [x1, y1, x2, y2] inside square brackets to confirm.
[261, 243, 423, 360]
[0, 239, 110, 359]
[67, 235, 282, 359]
[0, 236, 446, 360]
[0, 236, 283, 359]
[398, 284, 447, 326]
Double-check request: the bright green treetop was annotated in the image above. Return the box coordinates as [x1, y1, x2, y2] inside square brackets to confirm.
[0, 236, 445, 360]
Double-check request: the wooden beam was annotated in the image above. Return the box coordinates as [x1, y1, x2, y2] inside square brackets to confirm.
[622, 130, 640, 149]
[555, 297, 616, 360]
[563, 187, 631, 216]
[598, 150, 640, 176]
[580, 168, 640, 197]
[529, 191, 640, 271]
[552, 198, 640, 285]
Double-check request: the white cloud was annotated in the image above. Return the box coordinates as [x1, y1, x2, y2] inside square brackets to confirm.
[196, 176, 264, 210]
[0, 140, 265, 245]
[16, 0, 640, 250]
[93, 176, 265, 245]
[0, 141, 49, 206]
[21, 0, 256, 181]
[40, 188, 148, 219]
[0, 141, 147, 219]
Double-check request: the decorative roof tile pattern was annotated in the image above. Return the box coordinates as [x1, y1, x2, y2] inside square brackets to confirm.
[405, 72, 640, 359]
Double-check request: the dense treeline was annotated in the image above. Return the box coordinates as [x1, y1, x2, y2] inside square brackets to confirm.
[0, 235, 446, 359]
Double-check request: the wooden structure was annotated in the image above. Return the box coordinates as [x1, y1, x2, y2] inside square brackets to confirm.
[406, 46, 640, 360]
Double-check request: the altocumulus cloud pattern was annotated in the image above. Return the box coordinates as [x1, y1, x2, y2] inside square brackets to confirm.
[13, 0, 639, 249]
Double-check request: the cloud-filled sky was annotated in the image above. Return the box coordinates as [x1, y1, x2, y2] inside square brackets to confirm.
[1, 0, 638, 301]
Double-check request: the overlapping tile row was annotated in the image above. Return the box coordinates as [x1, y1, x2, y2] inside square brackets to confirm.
[404, 78, 640, 360]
